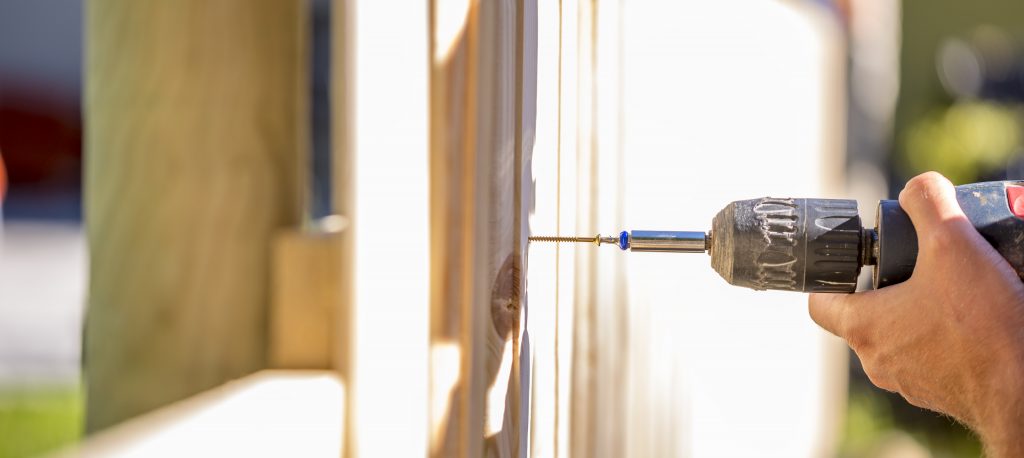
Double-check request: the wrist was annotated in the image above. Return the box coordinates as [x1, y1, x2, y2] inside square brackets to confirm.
[974, 349, 1024, 457]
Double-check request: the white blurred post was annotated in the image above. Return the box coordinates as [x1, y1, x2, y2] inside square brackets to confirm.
[345, 1, 430, 456]
[622, 1, 848, 456]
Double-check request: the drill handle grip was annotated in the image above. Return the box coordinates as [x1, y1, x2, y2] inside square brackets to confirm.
[873, 180, 1024, 288]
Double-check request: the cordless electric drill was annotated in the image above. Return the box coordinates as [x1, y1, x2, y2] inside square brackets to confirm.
[530, 181, 1024, 293]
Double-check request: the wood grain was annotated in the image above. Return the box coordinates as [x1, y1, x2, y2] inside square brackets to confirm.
[84, 0, 306, 432]
[428, 0, 530, 455]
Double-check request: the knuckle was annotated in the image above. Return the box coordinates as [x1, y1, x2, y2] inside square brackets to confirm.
[900, 175, 925, 199]
[845, 328, 867, 351]
[909, 171, 951, 192]
[841, 313, 871, 351]
[901, 393, 929, 410]
[900, 172, 951, 206]
[809, 294, 851, 338]
[862, 365, 896, 392]
[858, 351, 897, 392]
[896, 379, 936, 411]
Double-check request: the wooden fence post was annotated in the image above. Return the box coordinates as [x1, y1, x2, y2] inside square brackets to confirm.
[84, 0, 306, 432]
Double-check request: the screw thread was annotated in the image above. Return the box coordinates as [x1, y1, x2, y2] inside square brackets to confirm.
[528, 235, 597, 243]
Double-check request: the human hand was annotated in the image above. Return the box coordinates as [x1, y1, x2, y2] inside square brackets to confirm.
[809, 172, 1024, 457]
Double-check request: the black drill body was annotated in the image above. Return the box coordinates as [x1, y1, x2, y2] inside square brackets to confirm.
[709, 181, 1024, 293]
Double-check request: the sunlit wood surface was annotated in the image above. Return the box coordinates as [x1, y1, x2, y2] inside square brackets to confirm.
[59, 371, 343, 457]
[427, 0, 527, 455]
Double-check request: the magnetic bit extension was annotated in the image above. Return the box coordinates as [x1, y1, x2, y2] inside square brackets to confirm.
[529, 230, 710, 253]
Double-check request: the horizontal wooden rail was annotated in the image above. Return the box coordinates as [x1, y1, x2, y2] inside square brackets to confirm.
[58, 371, 344, 457]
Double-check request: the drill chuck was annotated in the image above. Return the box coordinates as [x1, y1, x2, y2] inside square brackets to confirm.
[708, 198, 866, 293]
[707, 181, 1024, 292]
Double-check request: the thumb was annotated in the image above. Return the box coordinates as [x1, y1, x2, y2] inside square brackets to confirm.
[897, 172, 969, 239]
[808, 293, 851, 338]
[809, 288, 892, 344]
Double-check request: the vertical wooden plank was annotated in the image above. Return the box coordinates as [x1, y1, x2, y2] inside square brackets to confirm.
[428, 2, 624, 456]
[526, 1, 561, 456]
[556, 2, 579, 456]
[590, 1, 627, 456]
[469, 2, 499, 455]
[476, 1, 520, 455]
[429, 0, 533, 456]
[84, 0, 306, 432]
[427, 0, 479, 455]
[569, 0, 597, 455]
[462, 3, 484, 455]
[524, 2, 625, 454]
[329, 0, 356, 455]
[347, 0, 430, 455]
[515, 1, 538, 455]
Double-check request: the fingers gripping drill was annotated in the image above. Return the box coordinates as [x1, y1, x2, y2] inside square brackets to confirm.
[530, 181, 1024, 293]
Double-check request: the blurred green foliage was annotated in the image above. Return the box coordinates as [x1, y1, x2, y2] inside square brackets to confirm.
[841, 386, 895, 455]
[0, 385, 82, 458]
[903, 102, 1022, 183]
[840, 385, 982, 458]
[896, 0, 1024, 185]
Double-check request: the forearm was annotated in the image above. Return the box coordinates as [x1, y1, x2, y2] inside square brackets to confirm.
[977, 356, 1024, 457]
[981, 416, 1024, 458]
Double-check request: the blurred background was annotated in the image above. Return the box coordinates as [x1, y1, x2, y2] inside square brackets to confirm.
[0, 2, 85, 457]
[1, 0, 1023, 456]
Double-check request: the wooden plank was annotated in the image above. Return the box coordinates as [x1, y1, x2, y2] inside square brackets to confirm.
[534, 2, 628, 456]
[474, 2, 520, 456]
[426, 0, 478, 454]
[570, 1, 597, 455]
[525, 2, 562, 456]
[556, 3, 580, 456]
[346, 1, 430, 456]
[428, 0, 533, 455]
[329, 1, 355, 456]
[61, 371, 344, 457]
[84, 0, 306, 432]
[582, 2, 628, 456]
[268, 225, 346, 370]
